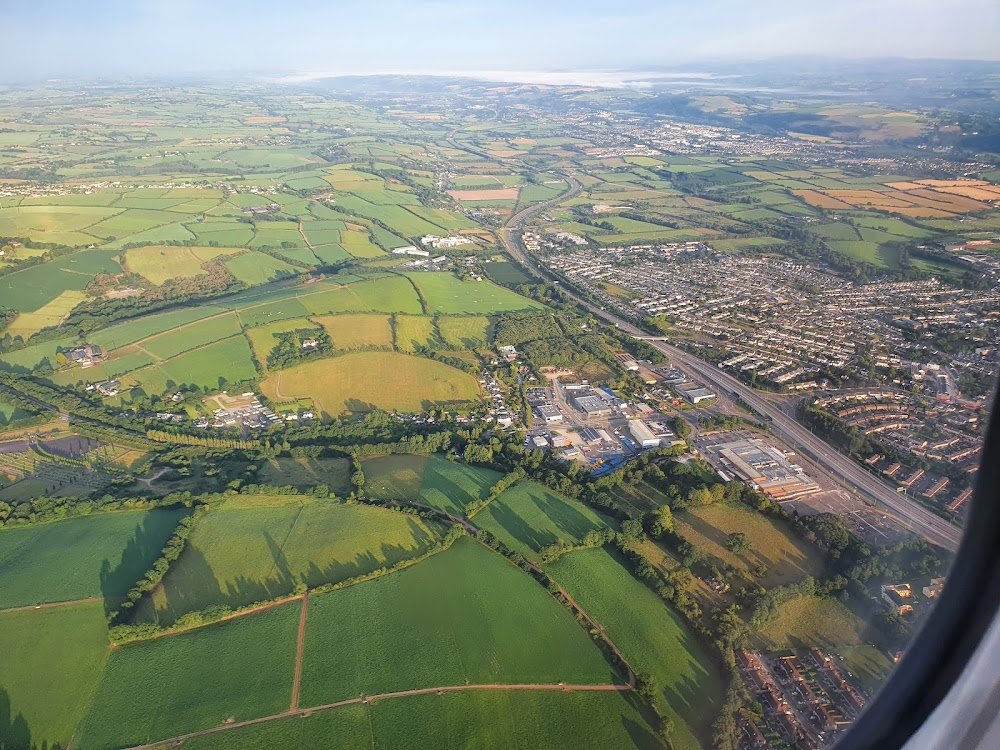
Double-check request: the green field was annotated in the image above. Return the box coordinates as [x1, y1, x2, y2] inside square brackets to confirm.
[134, 498, 441, 625]
[674, 503, 824, 588]
[88, 305, 227, 351]
[437, 315, 492, 349]
[315, 313, 393, 350]
[76, 602, 299, 749]
[838, 645, 895, 694]
[4, 290, 88, 340]
[548, 547, 722, 750]
[299, 537, 617, 706]
[474, 481, 611, 562]
[483, 260, 536, 286]
[0, 508, 190, 609]
[125, 335, 258, 395]
[180, 690, 661, 750]
[0, 601, 110, 749]
[0, 250, 122, 313]
[360, 453, 501, 514]
[299, 276, 423, 316]
[394, 314, 438, 351]
[416, 454, 502, 515]
[255, 456, 353, 493]
[261, 351, 481, 416]
[0, 395, 35, 425]
[141, 312, 243, 360]
[124, 245, 241, 285]
[360, 453, 429, 500]
[405, 273, 541, 314]
[224, 251, 299, 285]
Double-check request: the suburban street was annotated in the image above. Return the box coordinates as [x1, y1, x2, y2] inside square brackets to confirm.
[499, 181, 963, 552]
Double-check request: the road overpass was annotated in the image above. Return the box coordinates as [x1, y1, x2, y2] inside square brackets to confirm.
[499, 181, 962, 552]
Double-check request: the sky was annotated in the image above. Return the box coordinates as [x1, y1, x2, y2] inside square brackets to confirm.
[2, 0, 998, 82]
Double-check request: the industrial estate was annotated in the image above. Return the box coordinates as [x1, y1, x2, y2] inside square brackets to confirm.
[0, 57, 996, 750]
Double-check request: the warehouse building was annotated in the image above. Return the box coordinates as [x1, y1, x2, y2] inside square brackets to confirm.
[536, 405, 564, 423]
[629, 420, 661, 448]
[677, 384, 717, 404]
[710, 437, 819, 499]
[574, 395, 613, 418]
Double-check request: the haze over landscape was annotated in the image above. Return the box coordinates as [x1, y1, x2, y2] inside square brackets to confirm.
[2, 0, 999, 81]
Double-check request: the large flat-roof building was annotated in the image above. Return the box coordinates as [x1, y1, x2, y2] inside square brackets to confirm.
[537, 405, 564, 423]
[677, 384, 716, 404]
[708, 437, 819, 499]
[629, 419, 661, 448]
[574, 395, 613, 418]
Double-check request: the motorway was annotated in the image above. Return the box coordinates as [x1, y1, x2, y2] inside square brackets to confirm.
[498, 178, 962, 552]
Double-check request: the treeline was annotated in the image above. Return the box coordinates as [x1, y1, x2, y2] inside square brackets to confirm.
[146, 430, 261, 450]
[108, 507, 207, 625]
[0, 491, 195, 529]
[110, 522, 467, 644]
[464, 468, 526, 517]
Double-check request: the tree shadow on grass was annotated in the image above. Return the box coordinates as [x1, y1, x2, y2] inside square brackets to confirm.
[99, 508, 192, 618]
[0, 685, 48, 750]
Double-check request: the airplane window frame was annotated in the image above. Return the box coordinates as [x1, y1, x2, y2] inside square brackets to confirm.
[838, 385, 1000, 748]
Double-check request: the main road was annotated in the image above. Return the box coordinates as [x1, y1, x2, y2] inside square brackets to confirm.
[498, 177, 962, 552]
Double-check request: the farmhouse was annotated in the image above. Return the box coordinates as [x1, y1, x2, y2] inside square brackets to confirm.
[922, 577, 946, 599]
[67, 344, 104, 367]
[498, 345, 518, 361]
[301, 338, 320, 350]
[96, 380, 121, 397]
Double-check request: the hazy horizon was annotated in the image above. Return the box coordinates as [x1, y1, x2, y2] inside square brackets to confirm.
[2, 0, 999, 83]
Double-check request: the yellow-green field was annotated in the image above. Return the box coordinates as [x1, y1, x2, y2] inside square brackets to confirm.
[262, 351, 481, 415]
[315, 313, 393, 350]
[674, 502, 823, 587]
[124, 245, 242, 285]
[4, 290, 88, 339]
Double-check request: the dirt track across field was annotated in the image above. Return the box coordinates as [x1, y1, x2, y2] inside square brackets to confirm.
[129, 679, 632, 749]
[0, 596, 106, 615]
[290, 592, 308, 710]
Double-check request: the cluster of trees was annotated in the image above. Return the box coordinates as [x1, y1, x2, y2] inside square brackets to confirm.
[410, 345, 480, 375]
[266, 328, 331, 369]
[538, 527, 617, 563]
[59, 261, 245, 342]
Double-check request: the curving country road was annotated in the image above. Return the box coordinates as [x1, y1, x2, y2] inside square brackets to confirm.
[498, 177, 961, 552]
